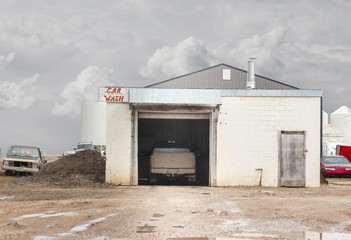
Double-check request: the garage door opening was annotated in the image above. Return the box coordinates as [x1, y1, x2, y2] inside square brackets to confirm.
[138, 118, 209, 186]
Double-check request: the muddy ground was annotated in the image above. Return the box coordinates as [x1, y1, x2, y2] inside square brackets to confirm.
[1, 155, 351, 240]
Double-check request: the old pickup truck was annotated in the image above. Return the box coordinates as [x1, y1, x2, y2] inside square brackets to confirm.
[2, 145, 46, 175]
[149, 141, 196, 183]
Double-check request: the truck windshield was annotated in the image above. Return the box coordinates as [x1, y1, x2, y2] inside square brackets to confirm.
[77, 144, 94, 150]
[153, 148, 190, 153]
[324, 156, 349, 164]
[8, 147, 39, 158]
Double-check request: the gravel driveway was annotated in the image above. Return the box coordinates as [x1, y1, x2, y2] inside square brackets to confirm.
[1, 171, 351, 239]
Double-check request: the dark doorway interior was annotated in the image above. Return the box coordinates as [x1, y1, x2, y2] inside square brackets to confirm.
[138, 118, 209, 186]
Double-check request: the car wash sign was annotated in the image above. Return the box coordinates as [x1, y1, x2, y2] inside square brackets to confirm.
[99, 87, 129, 103]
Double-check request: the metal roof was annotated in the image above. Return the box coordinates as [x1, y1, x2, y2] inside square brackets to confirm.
[146, 63, 298, 90]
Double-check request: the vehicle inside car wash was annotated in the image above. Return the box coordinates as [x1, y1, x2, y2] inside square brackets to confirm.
[137, 109, 211, 186]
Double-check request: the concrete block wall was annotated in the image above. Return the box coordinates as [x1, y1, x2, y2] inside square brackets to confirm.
[216, 96, 321, 187]
[106, 103, 132, 185]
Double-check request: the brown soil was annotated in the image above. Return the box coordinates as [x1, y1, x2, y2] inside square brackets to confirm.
[24, 150, 106, 187]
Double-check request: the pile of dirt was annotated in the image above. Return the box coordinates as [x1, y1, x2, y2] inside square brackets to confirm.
[29, 150, 106, 187]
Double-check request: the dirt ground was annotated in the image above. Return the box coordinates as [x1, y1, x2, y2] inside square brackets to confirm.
[1, 155, 351, 240]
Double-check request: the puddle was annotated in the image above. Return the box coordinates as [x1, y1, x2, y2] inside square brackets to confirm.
[34, 236, 56, 240]
[0, 195, 14, 200]
[167, 232, 351, 240]
[58, 213, 118, 236]
[279, 232, 351, 240]
[167, 238, 212, 240]
[8, 222, 27, 229]
[208, 200, 241, 214]
[152, 213, 164, 217]
[259, 190, 276, 196]
[321, 232, 351, 239]
[136, 224, 157, 233]
[34, 213, 119, 238]
[172, 225, 184, 228]
[12, 211, 77, 220]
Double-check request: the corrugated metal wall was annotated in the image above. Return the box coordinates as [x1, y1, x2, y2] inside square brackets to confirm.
[147, 64, 297, 90]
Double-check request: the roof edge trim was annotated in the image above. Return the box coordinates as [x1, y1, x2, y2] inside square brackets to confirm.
[128, 88, 322, 105]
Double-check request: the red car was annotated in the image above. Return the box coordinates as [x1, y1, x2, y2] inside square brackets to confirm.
[321, 156, 351, 177]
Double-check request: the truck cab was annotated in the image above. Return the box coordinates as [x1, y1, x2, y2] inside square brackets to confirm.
[149, 141, 196, 183]
[2, 145, 46, 175]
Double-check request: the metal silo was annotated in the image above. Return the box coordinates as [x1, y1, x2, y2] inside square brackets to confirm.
[330, 105, 351, 145]
[80, 102, 107, 146]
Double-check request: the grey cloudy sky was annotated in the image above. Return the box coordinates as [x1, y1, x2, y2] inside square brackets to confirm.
[0, 0, 350, 155]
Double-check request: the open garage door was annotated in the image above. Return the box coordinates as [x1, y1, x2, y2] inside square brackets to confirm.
[138, 113, 210, 186]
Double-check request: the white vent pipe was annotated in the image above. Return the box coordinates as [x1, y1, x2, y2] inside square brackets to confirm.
[246, 58, 256, 89]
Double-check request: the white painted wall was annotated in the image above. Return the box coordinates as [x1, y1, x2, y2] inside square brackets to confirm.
[105, 96, 321, 187]
[216, 97, 321, 187]
[105, 103, 132, 185]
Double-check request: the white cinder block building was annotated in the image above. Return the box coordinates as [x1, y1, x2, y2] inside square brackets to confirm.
[101, 63, 322, 187]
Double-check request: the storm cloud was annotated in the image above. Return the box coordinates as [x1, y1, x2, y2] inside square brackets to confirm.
[0, 74, 39, 110]
[0, 0, 350, 154]
[52, 66, 115, 118]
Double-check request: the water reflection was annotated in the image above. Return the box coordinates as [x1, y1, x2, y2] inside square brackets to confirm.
[166, 232, 351, 240]
[320, 232, 351, 240]
[281, 232, 351, 240]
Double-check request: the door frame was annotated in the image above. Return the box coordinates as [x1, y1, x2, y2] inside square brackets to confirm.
[278, 130, 306, 187]
[130, 104, 219, 186]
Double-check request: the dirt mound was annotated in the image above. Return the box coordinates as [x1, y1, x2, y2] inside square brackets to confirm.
[29, 150, 106, 187]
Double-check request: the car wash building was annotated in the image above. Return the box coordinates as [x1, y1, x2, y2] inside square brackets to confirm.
[101, 62, 322, 187]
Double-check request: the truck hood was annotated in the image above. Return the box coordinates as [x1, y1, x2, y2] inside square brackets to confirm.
[4, 157, 40, 163]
